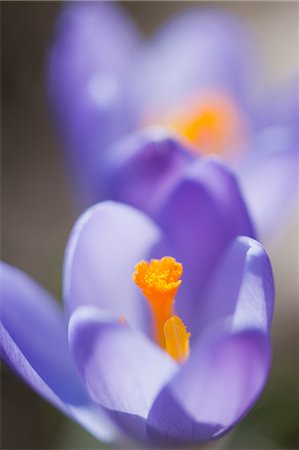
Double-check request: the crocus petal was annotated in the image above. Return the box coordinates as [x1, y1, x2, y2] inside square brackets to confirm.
[135, 8, 254, 118]
[238, 139, 298, 243]
[63, 201, 162, 332]
[148, 326, 271, 445]
[147, 235, 274, 445]
[155, 157, 255, 332]
[0, 262, 118, 443]
[69, 306, 178, 441]
[194, 236, 274, 337]
[47, 1, 140, 204]
[254, 77, 299, 141]
[100, 128, 193, 217]
[237, 78, 299, 240]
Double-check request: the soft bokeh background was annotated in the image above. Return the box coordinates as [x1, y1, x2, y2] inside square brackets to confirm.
[1, 1, 298, 449]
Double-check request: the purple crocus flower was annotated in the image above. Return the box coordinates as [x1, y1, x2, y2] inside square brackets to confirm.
[0, 147, 274, 446]
[47, 1, 298, 241]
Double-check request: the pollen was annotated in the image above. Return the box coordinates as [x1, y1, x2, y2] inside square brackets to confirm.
[164, 315, 191, 363]
[133, 257, 183, 348]
[133, 256, 182, 302]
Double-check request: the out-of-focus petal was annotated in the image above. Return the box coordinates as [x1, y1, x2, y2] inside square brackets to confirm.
[154, 157, 255, 332]
[235, 78, 299, 242]
[239, 147, 298, 242]
[238, 79, 299, 240]
[47, 1, 140, 204]
[135, 8, 254, 118]
[101, 128, 193, 217]
[254, 77, 299, 140]
[69, 306, 177, 441]
[63, 201, 162, 333]
[0, 262, 118, 443]
[147, 326, 271, 445]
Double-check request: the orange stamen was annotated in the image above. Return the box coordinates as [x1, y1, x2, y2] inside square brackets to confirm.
[133, 257, 183, 348]
[164, 315, 191, 363]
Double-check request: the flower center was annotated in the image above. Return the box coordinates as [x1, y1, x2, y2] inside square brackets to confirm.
[133, 256, 190, 363]
[144, 91, 248, 158]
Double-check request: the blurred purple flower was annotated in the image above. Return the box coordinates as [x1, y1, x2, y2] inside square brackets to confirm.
[0, 149, 274, 446]
[47, 1, 298, 241]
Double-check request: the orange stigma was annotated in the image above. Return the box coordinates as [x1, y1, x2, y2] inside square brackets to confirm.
[133, 257, 190, 362]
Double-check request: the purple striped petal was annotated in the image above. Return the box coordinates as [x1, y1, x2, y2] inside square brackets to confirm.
[63, 201, 162, 333]
[69, 306, 177, 441]
[154, 157, 255, 333]
[0, 262, 118, 443]
[47, 1, 140, 204]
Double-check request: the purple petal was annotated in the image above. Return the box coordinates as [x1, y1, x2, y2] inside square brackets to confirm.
[47, 1, 140, 204]
[254, 77, 299, 140]
[101, 128, 193, 217]
[0, 262, 118, 443]
[147, 236, 274, 445]
[0, 262, 83, 404]
[238, 80, 299, 240]
[253, 158, 297, 241]
[69, 306, 178, 441]
[195, 236, 274, 338]
[155, 157, 255, 332]
[239, 150, 298, 242]
[148, 326, 271, 445]
[135, 8, 254, 118]
[63, 201, 162, 332]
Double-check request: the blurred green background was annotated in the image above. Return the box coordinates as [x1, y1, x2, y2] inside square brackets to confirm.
[1, 1, 298, 449]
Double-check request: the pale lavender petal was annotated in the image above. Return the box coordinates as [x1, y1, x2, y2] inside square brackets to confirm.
[238, 135, 298, 242]
[0, 262, 118, 443]
[0, 262, 83, 404]
[237, 78, 299, 240]
[69, 306, 178, 441]
[148, 327, 270, 445]
[155, 157, 255, 332]
[147, 235, 274, 445]
[195, 236, 274, 338]
[0, 323, 69, 411]
[63, 201, 162, 332]
[254, 77, 299, 140]
[47, 1, 140, 204]
[135, 8, 254, 118]
[101, 128, 193, 217]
